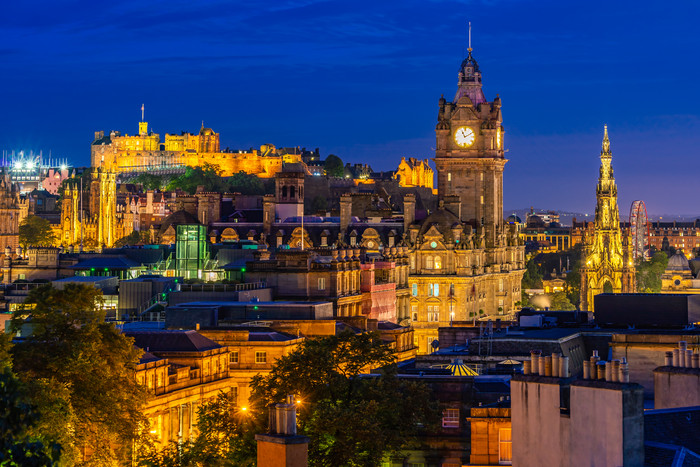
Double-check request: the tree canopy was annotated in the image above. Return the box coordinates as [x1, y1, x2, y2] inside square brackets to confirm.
[19, 215, 56, 249]
[9, 284, 148, 465]
[141, 331, 438, 467]
[636, 251, 669, 293]
[324, 154, 344, 178]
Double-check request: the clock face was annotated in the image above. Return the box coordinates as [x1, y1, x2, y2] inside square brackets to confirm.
[454, 126, 475, 148]
[430, 241, 437, 248]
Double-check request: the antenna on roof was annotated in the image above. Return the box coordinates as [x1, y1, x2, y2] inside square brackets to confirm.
[141, 104, 145, 122]
[468, 21, 472, 52]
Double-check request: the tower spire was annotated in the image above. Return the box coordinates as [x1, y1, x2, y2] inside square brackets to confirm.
[468, 21, 472, 53]
[602, 124, 610, 154]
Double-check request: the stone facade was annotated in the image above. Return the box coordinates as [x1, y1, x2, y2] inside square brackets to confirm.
[580, 127, 635, 311]
[394, 157, 434, 191]
[408, 47, 525, 354]
[91, 122, 300, 177]
[60, 169, 133, 249]
[0, 175, 20, 251]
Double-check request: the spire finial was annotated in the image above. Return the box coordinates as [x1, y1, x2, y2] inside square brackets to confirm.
[141, 104, 145, 122]
[468, 21, 472, 53]
[602, 124, 610, 153]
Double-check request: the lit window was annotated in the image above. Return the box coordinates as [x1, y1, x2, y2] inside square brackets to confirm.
[426, 256, 433, 269]
[318, 277, 326, 291]
[230, 351, 239, 364]
[447, 172, 452, 182]
[499, 428, 512, 464]
[434, 256, 442, 269]
[442, 408, 460, 428]
[255, 351, 267, 364]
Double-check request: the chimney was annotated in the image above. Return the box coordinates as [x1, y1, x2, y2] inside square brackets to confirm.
[340, 194, 352, 233]
[263, 194, 276, 235]
[403, 193, 415, 233]
[256, 395, 309, 467]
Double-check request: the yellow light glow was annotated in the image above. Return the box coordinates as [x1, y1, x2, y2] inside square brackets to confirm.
[454, 126, 475, 148]
[241, 407, 247, 412]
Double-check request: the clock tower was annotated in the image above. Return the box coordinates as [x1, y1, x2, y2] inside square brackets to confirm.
[435, 47, 505, 247]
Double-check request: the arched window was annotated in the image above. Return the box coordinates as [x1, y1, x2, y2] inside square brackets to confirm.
[282, 186, 288, 198]
[434, 256, 442, 269]
[426, 256, 433, 269]
[290, 186, 296, 198]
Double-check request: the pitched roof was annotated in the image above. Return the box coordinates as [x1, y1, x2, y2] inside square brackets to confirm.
[125, 330, 221, 352]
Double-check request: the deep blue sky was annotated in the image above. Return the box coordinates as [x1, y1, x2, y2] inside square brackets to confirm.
[2, 0, 700, 216]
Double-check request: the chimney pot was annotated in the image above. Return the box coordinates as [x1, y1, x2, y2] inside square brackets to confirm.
[583, 361, 591, 380]
[692, 353, 699, 369]
[597, 362, 606, 380]
[560, 356, 569, 378]
[544, 356, 552, 377]
[673, 349, 680, 367]
[686, 350, 693, 368]
[665, 351, 673, 367]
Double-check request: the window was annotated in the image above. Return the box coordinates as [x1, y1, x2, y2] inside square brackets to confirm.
[499, 428, 512, 464]
[442, 408, 460, 428]
[350, 236, 357, 246]
[412, 283, 418, 297]
[426, 255, 433, 269]
[321, 236, 328, 246]
[255, 351, 267, 364]
[429, 283, 439, 297]
[499, 279, 504, 292]
[230, 351, 239, 364]
[447, 172, 452, 182]
[318, 277, 326, 290]
[427, 306, 439, 322]
[434, 256, 442, 269]
[480, 195, 484, 205]
[411, 305, 418, 322]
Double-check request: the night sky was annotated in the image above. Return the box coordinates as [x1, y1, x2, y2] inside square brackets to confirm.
[2, 0, 700, 216]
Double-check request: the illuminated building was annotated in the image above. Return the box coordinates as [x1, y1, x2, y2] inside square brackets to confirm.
[60, 168, 134, 249]
[91, 118, 300, 177]
[393, 157, 434, 191]
[660, 251, 700, 294]
[0, 175, 20, 251]
[129, 330, 234, 447]
[579, 126, 635, 312]
[0, 151, 71, 194]
[407, 41, 525, 354]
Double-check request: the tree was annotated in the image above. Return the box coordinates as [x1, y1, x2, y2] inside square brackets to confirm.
[142, 332, 438, 467]
[114, 230, 150, 247]
[132, 173, 166, 191]
[323, 154, 344, 178]
[549, 291, 576, 311]
[636, 251, 669, 293]
[166, 164, 226, 194]
[227, 172, 265, 195]
[250, 331, 438, 467]
[0, 368, 62, 466]
[9, 284, 149, 465]
[521, 256, 543, 289]
[19, 215, 56, 249]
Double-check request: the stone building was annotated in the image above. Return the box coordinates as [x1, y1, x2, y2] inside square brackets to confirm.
[0, 175, 20, 251]
[407, 45, 525, 353]
[91, 120, 300, 177]
[60, 168, 133, 249]
[580, 127, 635, 311]
[393, 157, 434, 191]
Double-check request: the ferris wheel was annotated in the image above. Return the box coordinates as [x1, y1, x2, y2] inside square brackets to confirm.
[629, 200, 649, 261]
